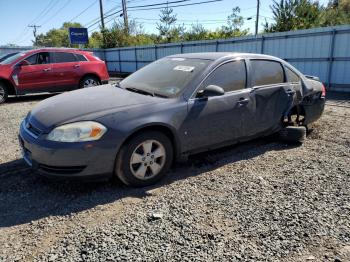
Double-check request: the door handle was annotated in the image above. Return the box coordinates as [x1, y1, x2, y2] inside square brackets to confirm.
[74, 64, 80, 68]
[43, 68, 51, 72]
[237, 98, 249, 105]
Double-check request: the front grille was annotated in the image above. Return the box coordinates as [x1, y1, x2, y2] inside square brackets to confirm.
[38, 164, 86, 175]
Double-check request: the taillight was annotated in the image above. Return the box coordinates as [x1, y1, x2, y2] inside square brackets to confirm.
[321, 83, 326, 97]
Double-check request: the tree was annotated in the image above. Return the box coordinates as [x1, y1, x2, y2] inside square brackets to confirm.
[156, 5, 185, 43]
[219, 7, 249, 38]
[36, 22, 83, 47]
[320, 0, 350, 26]
[264, 0, 321, 32]
[183, 23, 208, 41]
[102, 19, 155, 48]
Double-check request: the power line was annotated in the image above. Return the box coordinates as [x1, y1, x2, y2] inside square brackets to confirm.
[127, 0, 223, 12]
[40, 0, 72, 26]
[69, 0, 98, 22]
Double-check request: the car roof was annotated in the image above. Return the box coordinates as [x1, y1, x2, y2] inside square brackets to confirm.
[24, 48, 89, 54]
[168, 52, 282, 62]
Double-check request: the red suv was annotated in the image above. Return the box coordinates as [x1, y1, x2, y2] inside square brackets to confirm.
[0, 48, 109, 103]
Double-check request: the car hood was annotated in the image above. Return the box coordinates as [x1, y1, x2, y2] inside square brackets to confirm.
[28, 84, 165, 131]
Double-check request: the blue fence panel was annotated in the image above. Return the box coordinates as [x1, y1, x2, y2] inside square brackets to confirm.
[1, 25, 350, 91]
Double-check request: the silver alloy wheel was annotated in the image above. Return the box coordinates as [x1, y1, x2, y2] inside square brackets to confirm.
[84, 78, 98, 88]
[130, 139, 166, 180]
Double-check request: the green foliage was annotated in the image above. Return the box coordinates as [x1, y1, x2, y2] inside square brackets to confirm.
[320, 0, 350, 26]
[264, 0, 350, 33]
[220, 7, 249, 37]
[156, 5, 186, 43]
[101, 20, 156, 48]
[36, 22, 83, 47]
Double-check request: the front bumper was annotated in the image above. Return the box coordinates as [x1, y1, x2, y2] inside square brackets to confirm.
[19, 121, 116, 180]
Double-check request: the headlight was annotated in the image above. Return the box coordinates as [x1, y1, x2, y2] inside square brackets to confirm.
[47, 121, 107, 142]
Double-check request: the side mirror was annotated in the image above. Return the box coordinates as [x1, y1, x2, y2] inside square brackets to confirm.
[18, 60, 30, 67]
[197, 85, 225, 98]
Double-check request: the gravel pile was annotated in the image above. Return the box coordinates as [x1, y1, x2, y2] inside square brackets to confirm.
[0, 94, 349, 261]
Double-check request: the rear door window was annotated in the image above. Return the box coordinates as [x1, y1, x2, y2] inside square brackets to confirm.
[75, 54, 88, 61]
[250, 60, 284, 86]
[202, 60, 246, 92]
[53, 52, 77, 63]
[285, 67, 301, 83]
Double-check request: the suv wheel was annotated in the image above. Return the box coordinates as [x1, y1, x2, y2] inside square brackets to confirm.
[80, 76, 100, 88]
[115, 131, 173, 187]
[0, 83, 8, 104]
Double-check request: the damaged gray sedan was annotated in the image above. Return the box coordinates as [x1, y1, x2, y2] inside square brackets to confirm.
[19, 52, 325, 186]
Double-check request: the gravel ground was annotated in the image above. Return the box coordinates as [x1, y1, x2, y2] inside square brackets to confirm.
[0, 92, 349, 261]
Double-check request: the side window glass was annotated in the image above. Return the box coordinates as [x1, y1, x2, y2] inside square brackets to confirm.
[24, 54, 37, 65]
[202, 60, 246, 92]
[285, 67, 301, 83]
[250, 60, 284, 86]
[53, 52, 77, 63]
[75, 54, 87, 61]
[37, 52, 50, 64]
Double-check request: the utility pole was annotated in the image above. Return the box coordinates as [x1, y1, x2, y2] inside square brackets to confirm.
[99, 0, 106, 46]
[255, 0, 260, 37]
[99, 0, 105, 30]
[121, 0, 128, 34]
[28, 25, 41, 46]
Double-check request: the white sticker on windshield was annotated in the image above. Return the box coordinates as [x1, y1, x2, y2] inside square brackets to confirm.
[173, 65, 195, 72]
[171, 58, 186, 61]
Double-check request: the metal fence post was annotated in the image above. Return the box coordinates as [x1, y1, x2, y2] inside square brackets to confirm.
[154, 45, 158, 60]
[327, 29, 336, 89]
[118, 49, 121, 73]
[215, 41, 219, 52]
[260, 36, 265, 54]
[180, 43, 183, 53]
[134, 47, 138, 70]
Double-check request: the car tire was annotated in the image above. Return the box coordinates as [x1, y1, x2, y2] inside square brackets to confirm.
[279, 126, 306, 144]
[79, 76, 101, 88]
[115, 131, 173, 187]
[0, 82, 8, 104]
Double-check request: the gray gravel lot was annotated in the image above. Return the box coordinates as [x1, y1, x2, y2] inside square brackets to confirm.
[0, 92, 349, 261]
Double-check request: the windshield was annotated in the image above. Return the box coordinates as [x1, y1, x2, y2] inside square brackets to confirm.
[119, 57, 211, 97]
[0, 51, 27, 65]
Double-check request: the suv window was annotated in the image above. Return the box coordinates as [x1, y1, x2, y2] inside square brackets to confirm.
[53, 52, 77, 63]
[24, 52, 50, 65]
[202, 60, 246, 92]
[285, 67, 301, 83]
[37, 52, 50, 64]
[75, 54, 88, 61]
[25, 54, 38, 65]
[250, 60, 284, 86]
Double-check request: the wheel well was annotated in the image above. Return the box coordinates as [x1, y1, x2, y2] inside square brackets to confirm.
[290, 105, 305, 116]
[80, 73, 101, 84]
[121, 125, 179, 160]
[285, 105, 306, 126]
[0, 78, 16, 95]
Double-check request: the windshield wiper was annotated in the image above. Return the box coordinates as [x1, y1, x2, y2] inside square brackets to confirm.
[125, 87, 155, 96]
[124, 87, 169, 98]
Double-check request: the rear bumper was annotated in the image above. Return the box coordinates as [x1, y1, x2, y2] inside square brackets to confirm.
[303, 97, 326, 125]
[19, 121, 116, 181]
